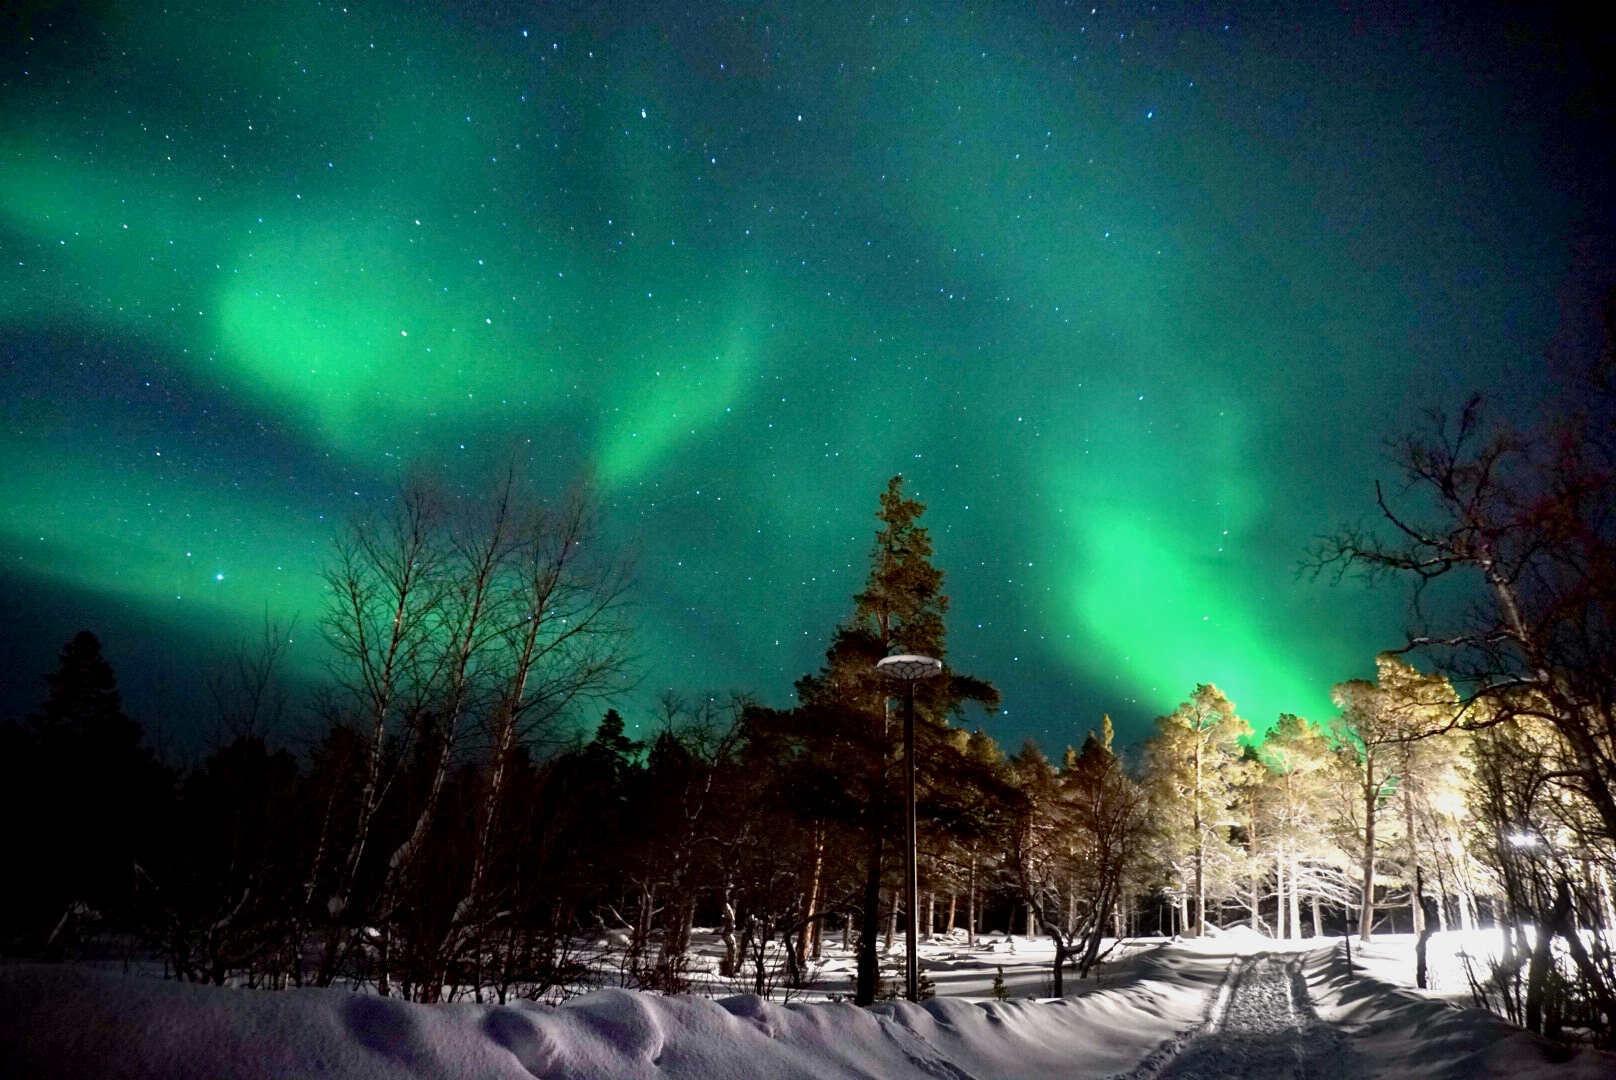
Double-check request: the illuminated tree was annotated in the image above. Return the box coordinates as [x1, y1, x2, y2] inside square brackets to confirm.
[1313, 308, 1616, 1040]
[1313, 330, 1616, 862]
[424, 490, 630, 999]
[1255, 714, 1344, 938]
[1389, 711, 1477, 937]
[1330, 655, 1458, 941]
[1141, 684, 1251, 936]
[312, 481, 447, 984]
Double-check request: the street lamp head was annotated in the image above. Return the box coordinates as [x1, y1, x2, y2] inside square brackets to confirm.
[876, 654, 943, 681]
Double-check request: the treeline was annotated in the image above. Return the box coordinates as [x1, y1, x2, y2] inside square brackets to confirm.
[0, 620, 1600, 1024]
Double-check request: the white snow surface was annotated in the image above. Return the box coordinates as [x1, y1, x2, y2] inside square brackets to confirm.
[3, 933, 1613, 1079]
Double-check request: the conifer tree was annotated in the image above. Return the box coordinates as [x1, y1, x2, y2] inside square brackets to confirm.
[1141, 684, 1251, 936]
[1387, 694, 1470, 936]
[1331, 654, 1458, 941]
[1255, 714, 1340, 938]
[1, 632, 170, 956]
[786, 475, 998, 1005]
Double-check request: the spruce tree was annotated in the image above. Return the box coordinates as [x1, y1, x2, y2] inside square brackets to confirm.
[787, 476, 998, 1004]
[5, 632, 170, 956]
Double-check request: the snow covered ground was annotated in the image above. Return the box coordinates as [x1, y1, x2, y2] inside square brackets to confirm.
[3, 930, 1612, 1079]
[669, 926, 1154, 1002]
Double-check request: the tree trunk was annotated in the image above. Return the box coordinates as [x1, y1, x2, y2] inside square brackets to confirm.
[1525, 882, 1574, 1034]
[855, 827, 884, 1005]
[925, 891, 936, 941]
[1416, 896, 1439, 989]
[1311, 891, 1322, 937]
[720, 883, 739, 977]
[1194, 849, 1206, 937]
[1288, 858, 1301, 940]
[799, 829, 824, 964]
[1359, 759, 1377, 942]
[1558, 893, 1616, 1042]
[967, 855, 977, 946]
[1414, 866, 1438, 989]
[1192, 739, 1206, 937]
[1274, 854, 1286, 939]
[947, 892, 957, 935]
[1404, 774, 1424, 939]
[1432, 857, 1451, 935]
[1597, 863, 1616, 932]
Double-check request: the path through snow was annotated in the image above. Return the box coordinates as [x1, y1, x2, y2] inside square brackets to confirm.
[1121, 952, 1357, 1080]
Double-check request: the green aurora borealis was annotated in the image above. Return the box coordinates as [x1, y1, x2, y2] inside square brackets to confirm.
[2, 2, 1609, 747]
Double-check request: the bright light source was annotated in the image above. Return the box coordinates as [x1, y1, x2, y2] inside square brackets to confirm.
[1506, 832, 1540, 848]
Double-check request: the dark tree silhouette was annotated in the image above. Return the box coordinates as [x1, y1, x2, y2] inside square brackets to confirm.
[0, 631, 171, 958]
[764, 476, 1000, 1004]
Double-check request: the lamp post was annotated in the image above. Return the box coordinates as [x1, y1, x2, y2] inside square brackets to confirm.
[876, 652, 943, 1002]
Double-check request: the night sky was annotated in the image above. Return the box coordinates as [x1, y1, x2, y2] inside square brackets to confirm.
[2, 2, 1610, 751]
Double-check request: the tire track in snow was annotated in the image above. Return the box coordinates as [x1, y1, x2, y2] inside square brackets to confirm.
[1113, 953, 1356, 1080]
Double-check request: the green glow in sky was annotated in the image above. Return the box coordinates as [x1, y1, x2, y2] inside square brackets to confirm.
[1, 3, 1605, 746]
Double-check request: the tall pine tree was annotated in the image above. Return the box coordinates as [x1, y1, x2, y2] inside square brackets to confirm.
[785, 476, 998, 1004]
[1331, 654, 1459, 941]
[1142, 684, 1251, 936]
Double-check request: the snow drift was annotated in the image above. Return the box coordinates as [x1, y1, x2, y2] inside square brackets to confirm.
[3, 939, 1613, 1079]
[0, 956, 1204, 1080]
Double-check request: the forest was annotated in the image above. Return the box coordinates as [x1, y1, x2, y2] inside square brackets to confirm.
[4, 333, 1616, 1050]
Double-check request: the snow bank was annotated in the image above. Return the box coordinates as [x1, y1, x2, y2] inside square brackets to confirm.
[4, 939, 1613, 1079]
[1305, 944, 1614, 1080]
[0, 955, 1204, 1080]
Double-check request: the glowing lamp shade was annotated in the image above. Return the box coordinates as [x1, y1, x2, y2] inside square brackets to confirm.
[876, 654, 943, 681]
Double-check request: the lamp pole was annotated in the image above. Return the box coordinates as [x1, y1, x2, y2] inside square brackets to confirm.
[876, 653, 943, 1002]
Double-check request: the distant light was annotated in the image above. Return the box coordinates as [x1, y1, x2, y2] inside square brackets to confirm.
[1506, 832, 1540, 848]
[214, 573, 225, 581]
